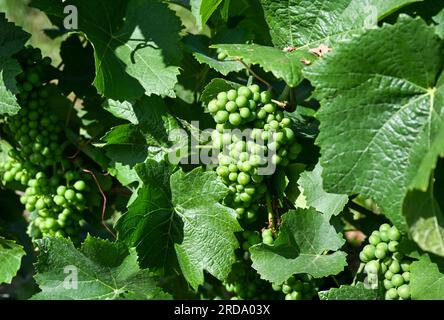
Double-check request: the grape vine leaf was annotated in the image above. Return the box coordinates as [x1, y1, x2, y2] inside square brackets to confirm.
[411, 254, 444, 300]
[434, 8, 444, 38]
[0, 14, 30, 115]
[201, 78, 241, 105]
[116, 163, 242, 290]
[32, 0, 182, 101]
[58, 34, 95, 97]
[260, 0, 422, 49]
[297, 163, 348, 219]
[191, 0, 223, 30]
[250, 208, 347, 284]
[0, 237, 25, 284]
[100, 96, 187, 186]
[403, 186, 444, 257]
[193, 52, 244, 76]
[32, 236, 170, 300]
[304, 17, 444, 232]
[318, 282, 382, 300]
[212, 44, 315, 87]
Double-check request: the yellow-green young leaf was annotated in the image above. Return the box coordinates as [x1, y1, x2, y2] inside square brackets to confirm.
[250, 208, 347, 284]
[304, 17, 444, 232]
[297, 163, 348, 219]
[260, 0, 422, 48]
[191, 0, 223, 30]
[116, 163, 242, 290]
[0, 14, 30, 115]
[319, 283, 383, 300]
[0, 237, 25, 284]
[32, 0, 182, 101]
[212, 44, 315, 87]
[32, 236, 170, 300]
[411, 254, 444, 300]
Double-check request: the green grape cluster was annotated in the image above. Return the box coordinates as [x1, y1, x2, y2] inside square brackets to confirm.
[223, 261, 278, 300]
[359, 223, 412, 300]
[22, 170, 89, 238]
[207, 85, 301, 222]
[272, 275, 318, 300]
[241, 230, 261, 251]
[261, 228, 274, 245]
[0, 46, 93, 239]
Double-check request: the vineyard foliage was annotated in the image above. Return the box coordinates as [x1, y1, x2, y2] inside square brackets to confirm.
[1, 0, 444, 300]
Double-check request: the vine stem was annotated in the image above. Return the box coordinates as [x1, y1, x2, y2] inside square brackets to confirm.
[65, 96, 78, 128]
[82, 168, 116, 239]
[235, 58, 272, 90]
[265, 191, 276, 233]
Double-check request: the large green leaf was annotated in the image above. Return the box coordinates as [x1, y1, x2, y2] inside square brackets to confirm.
[297, 163, 348, 219]
[304, 17, 444, 231]
[32, 0, 182, 101]
[191, 0, 223, 30]
[250, 208, 347, 284]
[411, 254, 444, 299]
[404, 186, 444, 257]
[116, 164, 242, 290]
[0, 14, 30, 115]
[32, 236, 169, 300]
[318, 283, 382, 300]
[212, 44, 315, 87]
[100, 96, 186, 186]
[0, 237, 25, 284]
[260, 0, 422, 48]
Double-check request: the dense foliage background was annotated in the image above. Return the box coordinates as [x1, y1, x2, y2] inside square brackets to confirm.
[1, 0, 444, 300]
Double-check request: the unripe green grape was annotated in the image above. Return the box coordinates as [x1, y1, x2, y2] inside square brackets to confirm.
[389, 260, 401, 274]
[363, 245, 376, 259]
[368, 234, 381, 246]
[238, 86, 252, 98]
[249, 84, 260, 93]
[402, 271, 410, 282]
[257, 109, 267, 120]
[227, 89, 237, 101]
[217, 52, 227, 60]
[215, 110, 229, 124]
[239, 107, 251, 119]
[379, 223, 391, 232]
[207, 99, 219, 113]
[225, 101, 237, 112]
[235, 96, 248, 108]
[260, 91, 271, 104]
[263, 103, 276, 114]
[239, 192, 251, 202]
[400, 262, 410, 272]
[389, 227, 401, 241]
[385, 288, 399, 300]
[388, 241, 399, 252]
[359, 251, 369, 262]
[391, 274, 404, 287]
[53, 195, 66, 206]
[237, 172, 250, 185]
[375, 248, 387, 259]
[379, 230, 390, 242]
[229, 113, 242, 126]
[383, 279, 394, 290]
[397, 284, 410, 299]
[365, 260, 379, 274]
[228, 172, 238, 182]
[64, 189, 76, 201]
